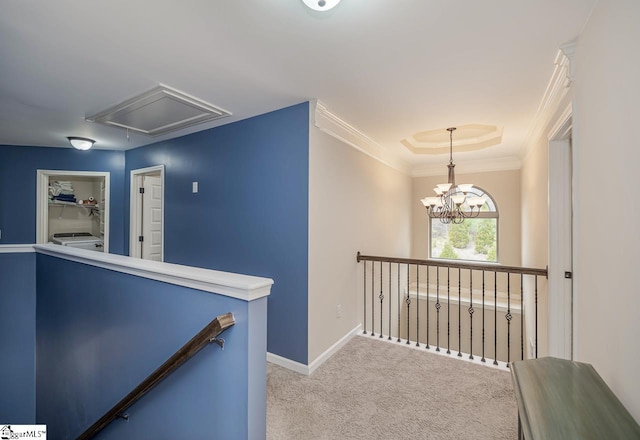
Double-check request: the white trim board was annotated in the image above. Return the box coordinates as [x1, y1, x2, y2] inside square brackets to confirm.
[311, 101, 412, 176]
[357, 333, 510, 372]
[36, 169, 111, 253]
[522, 44, 576, 162]
[411, 156, 522, 177]
[267, 324, 362, 375]
[129, 165, 165, 261]
[0, 244, 36, 253]
[34, 243, 273, 301]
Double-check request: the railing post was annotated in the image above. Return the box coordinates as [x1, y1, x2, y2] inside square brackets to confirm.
[436, 267, 441, 352]
[469, 269, 474, 360]
[397, 263, 401, 343]
[379, 261, 384, 339]
[388, 262, 392, 341]
[363, 260, 367, 335]
[371, 261, 375, 337]
[406, 264, 411, 344]
[416, 264, 420, 347]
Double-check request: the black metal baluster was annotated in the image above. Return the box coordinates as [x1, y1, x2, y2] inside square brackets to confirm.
[388, 262, 392, 341]
[481, 270, 486, 363]
[447, 267, 451, 355]
[436, 267, 441, 352]
[506, 274, 512, 367]
[521, 274, 524, 360]
[416, 265, 420, 347]
[535, 276, 538, 358]
[469, 269, 474, 360]
[363, 261, 367, 335]
[397, 263, 401, 343]
[494, 271, 498, 366]
[379, 261, 384, 339]
[426, 266, 430, 350]
[458, 267, 462, 357]
[371, 261, 375, 337]
[406, 264, 411, 344]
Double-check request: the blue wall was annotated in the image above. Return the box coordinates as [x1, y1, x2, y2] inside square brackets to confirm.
[0, 252, 36, 423]
[0, 146, 126, 254]
[125, 103, 309, 363]
[36, 253, 267, 439]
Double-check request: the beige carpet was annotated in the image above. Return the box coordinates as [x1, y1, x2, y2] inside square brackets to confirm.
[267, 335, 518, 440]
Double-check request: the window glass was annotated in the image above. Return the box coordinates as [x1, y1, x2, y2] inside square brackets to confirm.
[429, 187, 498, 262]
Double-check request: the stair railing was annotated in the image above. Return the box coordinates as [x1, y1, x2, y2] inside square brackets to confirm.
[76, 312, 235, 440]
[357, 252, 547, 367]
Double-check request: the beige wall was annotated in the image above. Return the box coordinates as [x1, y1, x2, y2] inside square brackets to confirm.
[412, 169, 521, 266]
[571, 0, 640, 421]
[308, 112, 412, 363]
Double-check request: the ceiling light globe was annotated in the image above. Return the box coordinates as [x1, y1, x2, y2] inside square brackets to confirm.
[67, 137, 95, 151]
[302, 0, 341, 12]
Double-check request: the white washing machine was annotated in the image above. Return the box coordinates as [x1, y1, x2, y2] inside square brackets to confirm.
[50, 232, 104, 252]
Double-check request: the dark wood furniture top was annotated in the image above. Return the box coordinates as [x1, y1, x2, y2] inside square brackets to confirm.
[511, 357, 640, 440]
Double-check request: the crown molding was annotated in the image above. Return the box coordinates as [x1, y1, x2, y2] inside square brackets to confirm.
[311, 100, 412, 175]
[522, 43, 576, 162]
[411, 156, 522, 177]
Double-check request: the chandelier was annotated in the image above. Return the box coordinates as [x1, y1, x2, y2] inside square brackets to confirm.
[420, 127, 486, 224]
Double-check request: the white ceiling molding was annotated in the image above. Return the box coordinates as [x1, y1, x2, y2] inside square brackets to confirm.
[401, 124, 503, 155]
[86, 84, 231, 137]
[411, 156, 522, 178]
[311, 100, 412, 175]
[522, 43, 576, 161]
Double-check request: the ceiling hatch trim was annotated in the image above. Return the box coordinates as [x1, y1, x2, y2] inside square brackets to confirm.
[86, 84, 231, 137]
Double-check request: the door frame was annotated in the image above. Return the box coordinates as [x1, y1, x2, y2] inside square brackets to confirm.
[129, 165, 165, 261]
[547, 102, 574, 360]
[36, 170, 110, 252]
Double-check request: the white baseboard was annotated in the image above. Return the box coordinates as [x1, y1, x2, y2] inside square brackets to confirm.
[308, 323, 362, 375]
[267, 323, 363, 376]
[266, 352, 310, 375]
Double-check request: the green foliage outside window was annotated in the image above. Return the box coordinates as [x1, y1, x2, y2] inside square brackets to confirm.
[449, 222, 471, 249]
[439, 241, 459, 259]
[474, 219, 496, 254]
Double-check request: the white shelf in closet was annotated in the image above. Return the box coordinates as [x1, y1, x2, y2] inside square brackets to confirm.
[49, 200, 99, 209]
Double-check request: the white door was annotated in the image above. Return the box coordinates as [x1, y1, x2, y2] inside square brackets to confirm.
[141, 175, 163, 261]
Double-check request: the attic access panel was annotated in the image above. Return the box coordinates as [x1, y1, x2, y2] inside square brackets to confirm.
[87, 85, 231, 137]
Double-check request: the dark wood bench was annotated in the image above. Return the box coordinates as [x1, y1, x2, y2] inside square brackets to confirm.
[511, 357, 640, 439]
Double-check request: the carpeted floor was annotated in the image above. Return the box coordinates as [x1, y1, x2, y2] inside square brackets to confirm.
[267, 335, 518, 440]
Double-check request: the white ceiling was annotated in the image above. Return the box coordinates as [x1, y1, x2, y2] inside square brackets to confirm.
[0, 0, 596, 171]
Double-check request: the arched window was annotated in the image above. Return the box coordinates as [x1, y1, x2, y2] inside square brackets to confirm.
[429, 187, 499, 262]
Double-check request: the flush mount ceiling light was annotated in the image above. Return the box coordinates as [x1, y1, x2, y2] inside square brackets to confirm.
[420, 128, 486, 224]
[67, 136, 95, 151]
[302, 0, 341, 12]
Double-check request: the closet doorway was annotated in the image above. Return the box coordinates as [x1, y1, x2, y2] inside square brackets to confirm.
[130, 165, 164, 261]
[36, 170, 110, 252]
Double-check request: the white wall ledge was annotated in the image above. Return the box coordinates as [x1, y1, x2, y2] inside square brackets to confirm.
[30, 244, 273, 301]
[0, 244, 36, 253]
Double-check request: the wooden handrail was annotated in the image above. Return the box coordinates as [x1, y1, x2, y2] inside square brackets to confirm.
[357, 252, 547, 277]
[76, 312, 236, 440]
